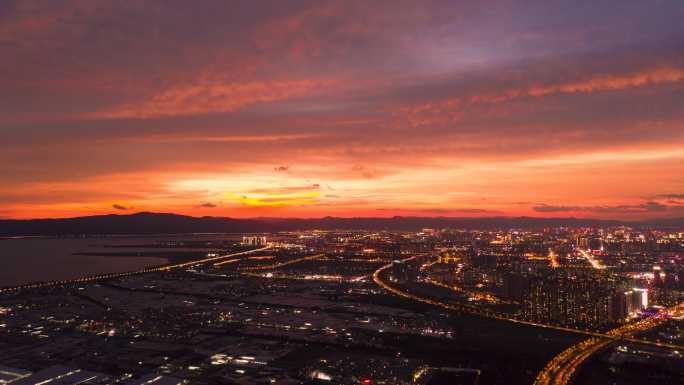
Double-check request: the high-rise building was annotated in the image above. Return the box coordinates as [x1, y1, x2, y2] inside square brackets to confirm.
[502, 273, 531, 303]
[522, 271, 622, 328]
[625, 288, 648, 315]
[653, 266, 664, 287]
[242, 236, 267, 247]
[610, 291, 628, 322]
[576, 235, 590, 250]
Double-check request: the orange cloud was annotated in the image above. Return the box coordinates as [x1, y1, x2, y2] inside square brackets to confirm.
[404, 67, 684, 125]
[0, 1, 105, 42]
[95, 78, 338, 118]
[524, 67, 684, 97]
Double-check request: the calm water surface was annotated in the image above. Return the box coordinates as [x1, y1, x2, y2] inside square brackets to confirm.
[0, 235, 241, 287]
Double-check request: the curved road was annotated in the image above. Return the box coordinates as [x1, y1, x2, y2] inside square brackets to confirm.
[372, 256, 606, 337]
[533, 303, 684, 385]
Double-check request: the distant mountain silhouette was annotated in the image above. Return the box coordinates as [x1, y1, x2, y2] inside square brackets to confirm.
[0, 212, 681, 236]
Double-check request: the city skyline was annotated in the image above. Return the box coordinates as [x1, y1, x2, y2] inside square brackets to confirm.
[2, 1, 684, 220]
[2, 225, 683, 385]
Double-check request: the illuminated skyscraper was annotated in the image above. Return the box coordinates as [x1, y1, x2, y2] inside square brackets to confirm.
[242, 236, 267, 247]
[625, 288, 648, 314]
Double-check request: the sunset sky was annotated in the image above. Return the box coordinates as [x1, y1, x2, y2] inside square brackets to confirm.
[1, 0, 683, 220]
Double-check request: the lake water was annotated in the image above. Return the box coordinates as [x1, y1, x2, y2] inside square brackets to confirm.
[0, 235, 243, 287]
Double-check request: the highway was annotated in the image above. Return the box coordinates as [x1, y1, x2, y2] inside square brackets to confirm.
[548, 249, 560, 269]
[533, 337, 612, 385]
[427, 276, 508, 304]
[0, 246, 271, 295]
[532, 305, 678, 385]
[577, 248, 606, 269]
[237, 253, 325, 271]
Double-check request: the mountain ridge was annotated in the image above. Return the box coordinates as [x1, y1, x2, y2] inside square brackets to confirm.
[1, 212, 682, 236]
